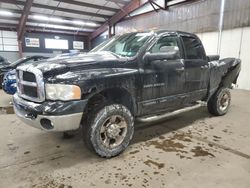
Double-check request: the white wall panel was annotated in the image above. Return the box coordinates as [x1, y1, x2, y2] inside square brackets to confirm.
[0, 30, 18, 52]
[238, 27, 250, 90]
[3, 45, 19, 52]
[2, 31, 17, 38]
[220, 28, 242, 59]
[2, 38, 18, 46]
[197, 32, 218, 55]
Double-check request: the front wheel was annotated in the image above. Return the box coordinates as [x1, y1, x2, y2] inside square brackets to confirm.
[207, 88, 231, 116]
[83, 103, 134, 158]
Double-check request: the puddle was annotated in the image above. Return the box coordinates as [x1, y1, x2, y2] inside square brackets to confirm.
[191, 146, 215, 157]
[144, 159, 165, 169]
[146, 132, 215, 159]
[0, 106, 14, 114]
[146, 133, 191, 153]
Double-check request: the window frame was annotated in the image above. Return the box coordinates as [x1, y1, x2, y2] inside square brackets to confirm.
[180, 35, 206, 61]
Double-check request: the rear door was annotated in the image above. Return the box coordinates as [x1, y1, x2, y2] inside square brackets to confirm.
[181, 35, 209, 101]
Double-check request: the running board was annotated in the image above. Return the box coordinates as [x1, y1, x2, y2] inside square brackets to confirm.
[136, 103, 202, 123]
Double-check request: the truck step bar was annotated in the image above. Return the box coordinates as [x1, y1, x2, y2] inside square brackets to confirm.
[136, 102, 203, 123]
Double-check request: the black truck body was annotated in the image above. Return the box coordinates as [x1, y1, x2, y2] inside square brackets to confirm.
[13, 30, 241, 157]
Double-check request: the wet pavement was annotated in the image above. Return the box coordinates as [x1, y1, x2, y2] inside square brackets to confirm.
[0, 89, 250, 188]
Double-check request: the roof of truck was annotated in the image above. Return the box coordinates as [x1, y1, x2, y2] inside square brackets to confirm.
[154, 30, 197, 37]
[123, 30, 198, 38]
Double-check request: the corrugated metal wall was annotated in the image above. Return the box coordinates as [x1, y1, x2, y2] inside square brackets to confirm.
[115, 0, 250, 34]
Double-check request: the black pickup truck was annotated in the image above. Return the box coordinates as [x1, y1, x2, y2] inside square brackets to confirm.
[13, 30, 241, 158]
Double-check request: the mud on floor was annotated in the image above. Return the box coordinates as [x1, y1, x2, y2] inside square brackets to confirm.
[145, 132, 217, 160]
[0, 106, 14, 114]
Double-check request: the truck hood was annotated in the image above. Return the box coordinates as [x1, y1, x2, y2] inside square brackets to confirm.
[18, 51, 128, 74]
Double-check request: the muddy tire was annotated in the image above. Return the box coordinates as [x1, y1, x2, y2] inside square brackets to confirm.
[207, 88, 231, 116]
[83, 103, 134, 158]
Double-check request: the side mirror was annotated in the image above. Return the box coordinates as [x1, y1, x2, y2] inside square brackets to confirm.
[144, 49, 179, 63]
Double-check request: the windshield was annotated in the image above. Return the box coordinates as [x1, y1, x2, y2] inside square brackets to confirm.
[91, 32, 153, 57]
[10, 57, 28, 67]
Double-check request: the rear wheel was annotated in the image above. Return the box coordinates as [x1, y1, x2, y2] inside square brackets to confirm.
[207, 88, 231, 116]
[83, 103, 134, 158]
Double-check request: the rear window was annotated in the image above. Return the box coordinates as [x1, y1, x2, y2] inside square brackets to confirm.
[182, 36, 205, 60]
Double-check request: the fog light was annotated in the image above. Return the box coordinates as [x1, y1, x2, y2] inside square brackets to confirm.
[40, 118, 54, 130]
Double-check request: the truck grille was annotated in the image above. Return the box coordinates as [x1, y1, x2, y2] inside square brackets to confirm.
[16, 67, 45, 102]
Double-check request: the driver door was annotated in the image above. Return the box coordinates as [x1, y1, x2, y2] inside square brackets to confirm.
[139, 34, 185, 115]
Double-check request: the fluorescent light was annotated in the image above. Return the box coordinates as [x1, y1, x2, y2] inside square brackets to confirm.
[0, 10, 13, 16]
[27, 22, 95, 32]
[85, 22, 98, 27]
[32, 15, 64, 23]
[31, 15, 98, 27]
[72, 20, 85, 26]
[72, 20, 98, 27]
[49, 17, 64, 23]
[33, 15, 48, 21]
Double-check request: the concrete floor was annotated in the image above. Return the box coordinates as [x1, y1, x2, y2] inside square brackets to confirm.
[0, 89, 250, 188]
[0, 90, 12, 114]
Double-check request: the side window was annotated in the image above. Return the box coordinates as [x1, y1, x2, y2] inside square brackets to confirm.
[150, 36, 180, 58]
[181, 36, 205, 60]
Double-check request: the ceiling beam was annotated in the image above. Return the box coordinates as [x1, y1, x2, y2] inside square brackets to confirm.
[26, 19, 98, 30]
[28, 13, 103, 25]
[0, 17, 97, 31]
[90, 0, 141, 39]
[0, 0, 111, 19]
[17, 0, 33, 41]
[25, 27, 91, 36]
[0, 23, 17, 29]
[0, 8, 23, 14]
[0, 8, 104, 25]
[31, 3, 110, 19]
[0, 23, 90, 36]
[53, 0, 119, 12]
[0, 16, 19, 22]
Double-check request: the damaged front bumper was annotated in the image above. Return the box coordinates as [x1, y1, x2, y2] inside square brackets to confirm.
[13, 94, 88, 132]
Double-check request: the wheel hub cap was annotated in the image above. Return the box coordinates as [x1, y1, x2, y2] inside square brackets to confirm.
[100, 115, 128, 149]
[106, 124, 120, 138]
[219, 93, 229, 111]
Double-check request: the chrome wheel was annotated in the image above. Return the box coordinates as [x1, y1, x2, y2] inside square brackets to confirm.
[100, 115, 128, 149]
[219, 93, 230, 111]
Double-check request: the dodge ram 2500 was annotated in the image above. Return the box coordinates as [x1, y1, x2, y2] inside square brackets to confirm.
[13, 30, 241, 158]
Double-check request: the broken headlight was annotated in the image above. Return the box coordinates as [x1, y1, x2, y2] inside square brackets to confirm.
[45, 84, 81, 101]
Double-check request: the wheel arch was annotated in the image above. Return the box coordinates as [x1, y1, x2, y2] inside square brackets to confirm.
[84, 87, 137, 116]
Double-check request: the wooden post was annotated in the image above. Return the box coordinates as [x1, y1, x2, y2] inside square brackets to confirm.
[18, 40, 23, 58]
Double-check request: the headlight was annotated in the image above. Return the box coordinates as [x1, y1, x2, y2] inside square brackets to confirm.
[11, 83, 17, 87]
[8, 74, 16, 80]
[45, 84, 81, 101]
